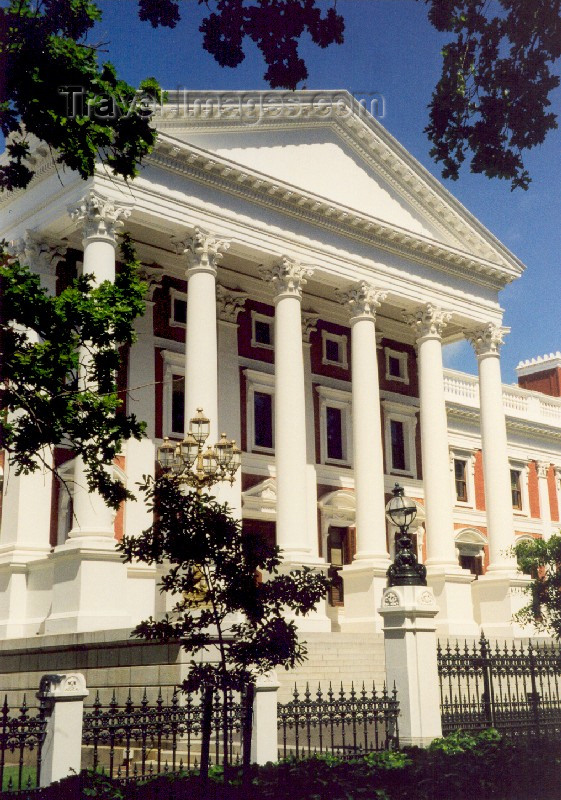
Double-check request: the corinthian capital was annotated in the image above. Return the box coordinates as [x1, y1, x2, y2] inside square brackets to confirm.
[336, 281, 387, 320]
[7, 231, 67, 281]
[259, 257, 313, 301]
[404, 303, 451, 341]
[301, 311, 319, 343]
[172, 227, 230, 276]
[216, 285, 248, 323]
[70, 190, 132, 244]
[466, 323, 509, 357]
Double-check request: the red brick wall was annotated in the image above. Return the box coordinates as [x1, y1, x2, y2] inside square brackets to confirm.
[237, 300, 275, 364]
[474, 450, 486, 511]
[518, 366, 561, 397]
[528, 461, 540, 518]
[152, 277, 186, 345]
[548, 466, 559, 522]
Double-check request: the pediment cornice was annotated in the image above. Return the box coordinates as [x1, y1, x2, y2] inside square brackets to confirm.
[149, 135, 520, 291]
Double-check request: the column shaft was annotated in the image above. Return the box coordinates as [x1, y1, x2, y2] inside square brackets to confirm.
[467, 324, 516, 571]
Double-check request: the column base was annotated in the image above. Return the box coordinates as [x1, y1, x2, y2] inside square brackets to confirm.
[339, 560, 390, 633]
[472, 571, 535, 639]
[426, 565, 479, 637]
[44, 540, 131, 635]
[277, 559, 331, 632]
[0, 548, 52, 638]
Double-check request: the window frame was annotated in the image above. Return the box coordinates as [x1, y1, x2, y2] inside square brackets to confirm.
[449, 448, 476, 508]
[316, 385, 352, 466]
[382, 400, 418, 478]
[244, 369, 275, 454]
[169, 288, 187, 328]
[321, 330, 348, 370]
[384, 347, 409, 385]
[509, 460, 530, 515]
[162, 349, 185, 439]
[251, 311, 274, 351]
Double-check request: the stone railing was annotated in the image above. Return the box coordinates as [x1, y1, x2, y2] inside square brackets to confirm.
[443, 369, 561, 428]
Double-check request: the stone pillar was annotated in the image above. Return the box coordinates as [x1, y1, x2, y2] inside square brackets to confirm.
[44, 191, 132, 634]
[405, 304, 475, 635]
[536, 461, 553, 539]
[38, 673, 88, 786]
[250, 671, 280, 765]
[173, 228, 230, 443]
[302, 312, 321, 561]
[379, 585, 442, 747]
[260, 258, 313, 561]
[0, 234, 67, 637]
[467, 323, 527, 636]
[216, 285, 247, 517]
[337, 282, 390, 631]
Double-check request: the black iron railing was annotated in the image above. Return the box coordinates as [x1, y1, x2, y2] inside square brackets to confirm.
[438, 634, 561, 738]
[277, 682, 399, 759]
[0, 695, 46, 794]
[81, 688, 245, 779]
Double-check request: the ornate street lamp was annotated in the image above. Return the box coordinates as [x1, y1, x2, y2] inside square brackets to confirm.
[157, 407, 241, 494]
[385, 483, 427, 586]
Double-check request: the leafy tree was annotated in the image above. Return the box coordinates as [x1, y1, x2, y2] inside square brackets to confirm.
[0, 233, 146, 508]
[2, 0, 560, 192]
[514, 533, 561, 637]
[118, 476, 330, 774]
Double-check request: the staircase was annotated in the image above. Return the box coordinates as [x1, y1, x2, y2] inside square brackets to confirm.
[276, 632, 386, 701]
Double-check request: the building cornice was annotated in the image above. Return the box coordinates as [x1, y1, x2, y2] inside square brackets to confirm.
[446, 403, 561, 442]
[148, 135, 520, 291]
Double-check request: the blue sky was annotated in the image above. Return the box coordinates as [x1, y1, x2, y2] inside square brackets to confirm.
[81, 2, 561, 380]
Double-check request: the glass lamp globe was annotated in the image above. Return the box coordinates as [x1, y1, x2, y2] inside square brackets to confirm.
[385, 484, 417, 529]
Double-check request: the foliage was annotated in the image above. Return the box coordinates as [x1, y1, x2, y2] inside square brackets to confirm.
[2, 0, 559, 193]
[0, 0, 160, 191]
[119, 477, 330, 692]
[425, 0, 561, 190]
[0, 233, 146, 508]
[67, 733, 561, 799]
[514, 533, 561, 637]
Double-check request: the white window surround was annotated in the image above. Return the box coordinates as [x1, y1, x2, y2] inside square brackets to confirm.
[162, 349, 185, 438]
[384, 347, 409, 385]
[251, 311, 274, 350]
[321, 330, 348, 369]
[509, 458, 530, 517]
[382, 399, 418, 478]
[449, 448, 476, 508]
[244, 368, 275, 454]
[316, 385, 353, 466]
[169, 288, 187, 328]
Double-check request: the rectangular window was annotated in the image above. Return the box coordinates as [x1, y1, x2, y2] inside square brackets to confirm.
[454, 459, 468, 502]
[459, 554, 483, 577]
[172, 297, 187, 325]
[390, 419, 406, 471]
[254, 391, 273, 449]
[388, 355, 401, 378]
[171, 374, 185, 435]
[322, 331, 348, 368]
[254, 319, 272, 346]
[325, 338, 340, 363]
[326, 406, 344, 461]
[511, 469, 522, 510]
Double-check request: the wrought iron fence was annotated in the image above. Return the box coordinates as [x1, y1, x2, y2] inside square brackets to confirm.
[0, 695, 46, 794]
[81, 687, 246, 779]
[438, 634, 561, 738]
[277, 682, 399, 759]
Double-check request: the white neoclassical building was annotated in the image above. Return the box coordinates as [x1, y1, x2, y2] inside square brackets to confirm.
[1, 91, 560, 648]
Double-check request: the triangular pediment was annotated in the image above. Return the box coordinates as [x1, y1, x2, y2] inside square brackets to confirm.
[153, 91, 524, 273]
[242, 477, 276, 516]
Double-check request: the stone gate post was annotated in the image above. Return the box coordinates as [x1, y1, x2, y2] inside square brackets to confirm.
[250, 671, 280, 764]
[37, 673, 88, 786]
[379, 585, 442, 747]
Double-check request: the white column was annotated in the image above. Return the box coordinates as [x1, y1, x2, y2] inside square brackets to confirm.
[405, 304, 458, 571]
[536, 461, 553, 539]
[467, 324, 517, 572]
[173, 228, 230, 443]
[216, 285, 247, 517]
[44, 191, 132, 634]
[68, 191, 131, 539]
[467, 324, 526, 637]
[338, 282, 388, 564]
[302, 312, 321, 561]
[260, 258, 312, 560]
[0, 234, 66, 637]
